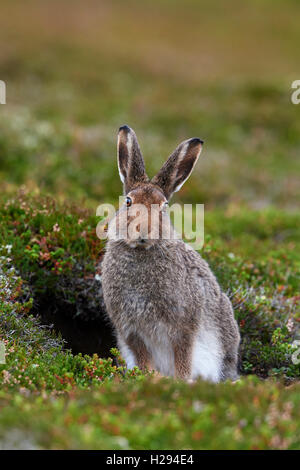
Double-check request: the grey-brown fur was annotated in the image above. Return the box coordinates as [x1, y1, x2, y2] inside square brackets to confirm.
[101, 126, 240, 382]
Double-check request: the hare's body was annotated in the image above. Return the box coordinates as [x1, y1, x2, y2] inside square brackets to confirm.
[101, 126, 240, 382]
[102, 238, 239, 382]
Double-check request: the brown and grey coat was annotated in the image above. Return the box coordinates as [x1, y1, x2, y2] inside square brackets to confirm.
[101, 126, 240, 382]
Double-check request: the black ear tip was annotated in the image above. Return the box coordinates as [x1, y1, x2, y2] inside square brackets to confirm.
[189, 137, 204, 146]
[119, 125, 131, 133]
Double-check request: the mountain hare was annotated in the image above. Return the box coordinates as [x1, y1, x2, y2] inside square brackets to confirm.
[102, 125, 240, 382]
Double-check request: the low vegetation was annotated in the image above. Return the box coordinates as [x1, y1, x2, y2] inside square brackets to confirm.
[0, 0, 299, 450]
[0, 192, 299, 449]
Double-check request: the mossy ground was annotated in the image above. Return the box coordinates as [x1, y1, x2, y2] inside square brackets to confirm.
[0, 0, 299, 450]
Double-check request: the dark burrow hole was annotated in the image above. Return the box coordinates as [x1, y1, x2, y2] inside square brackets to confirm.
[33, 293, 116, 357]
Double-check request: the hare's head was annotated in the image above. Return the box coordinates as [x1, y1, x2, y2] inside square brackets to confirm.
[107, 125, 203, 249]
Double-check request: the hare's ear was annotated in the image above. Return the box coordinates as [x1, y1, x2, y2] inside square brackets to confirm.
[117, 125, 149, 194]
[151, 137, 203, 200]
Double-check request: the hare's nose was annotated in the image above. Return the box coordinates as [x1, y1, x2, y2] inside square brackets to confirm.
[136, 236, 147, 245]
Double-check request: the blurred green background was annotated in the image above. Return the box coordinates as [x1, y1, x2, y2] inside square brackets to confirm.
[0, 0, 299, 208]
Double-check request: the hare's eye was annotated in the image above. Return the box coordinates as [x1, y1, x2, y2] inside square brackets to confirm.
[125, 196, 132, 207]
[162, 201, 169, 211]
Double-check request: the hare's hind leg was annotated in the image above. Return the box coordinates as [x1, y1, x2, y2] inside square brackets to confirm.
[222, 353, 239, 381]
[191, 328, 222, 383]
[118, 333, 152, 372]
[219, 293, 240, 381]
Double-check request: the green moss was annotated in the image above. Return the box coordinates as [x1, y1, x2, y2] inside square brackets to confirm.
[0, 376, 299, 449]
